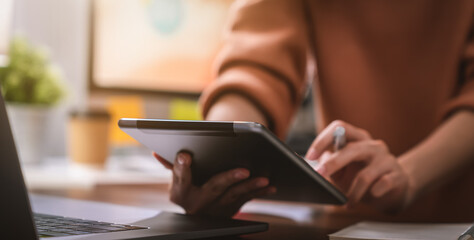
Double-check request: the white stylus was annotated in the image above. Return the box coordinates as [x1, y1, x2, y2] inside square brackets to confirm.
[333, 126, 346, 152]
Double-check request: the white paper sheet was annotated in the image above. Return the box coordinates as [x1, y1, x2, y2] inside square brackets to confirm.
[22, 155, 172, 190]
[329, 221, 472, 240]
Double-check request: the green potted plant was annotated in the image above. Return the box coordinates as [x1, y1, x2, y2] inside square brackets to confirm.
[0, 36, 65, 164]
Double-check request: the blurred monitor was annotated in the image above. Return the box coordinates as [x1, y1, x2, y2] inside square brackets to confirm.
[91, 0, 233, 95]
[0, 0, 13, 66]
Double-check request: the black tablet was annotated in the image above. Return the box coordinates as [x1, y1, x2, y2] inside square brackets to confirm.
[119, 118, 347, 205]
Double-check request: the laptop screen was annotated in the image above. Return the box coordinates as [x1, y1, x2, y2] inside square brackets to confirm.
[0, 91, 38, 239]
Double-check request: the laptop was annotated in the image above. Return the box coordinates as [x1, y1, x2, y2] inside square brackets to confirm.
[0, 92, 268, 239]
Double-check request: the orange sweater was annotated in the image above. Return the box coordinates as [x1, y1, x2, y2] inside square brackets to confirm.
[200, 0, 474, 221]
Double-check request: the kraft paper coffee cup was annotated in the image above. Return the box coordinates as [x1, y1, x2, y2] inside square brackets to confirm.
[68, 109, 110, 169]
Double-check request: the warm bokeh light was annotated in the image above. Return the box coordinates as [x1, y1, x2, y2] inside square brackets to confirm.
[93, 0, 233, 93]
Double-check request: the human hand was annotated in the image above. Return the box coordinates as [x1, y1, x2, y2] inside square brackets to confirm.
[153, 152, 276, 217]
[305, 120, 413, 213]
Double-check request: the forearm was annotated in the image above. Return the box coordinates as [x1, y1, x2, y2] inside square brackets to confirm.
[205, 94, 268, 126]
[399, 110, 474, 201]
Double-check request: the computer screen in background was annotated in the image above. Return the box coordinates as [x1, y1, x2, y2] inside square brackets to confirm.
[91, 0, 233, 94]
[0, 0, 13, 66]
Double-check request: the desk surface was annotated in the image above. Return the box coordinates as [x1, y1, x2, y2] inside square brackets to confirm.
[30, 184, 361, 240]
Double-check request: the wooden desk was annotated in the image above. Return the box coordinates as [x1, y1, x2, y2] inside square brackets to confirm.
[30, 184, 360, 240]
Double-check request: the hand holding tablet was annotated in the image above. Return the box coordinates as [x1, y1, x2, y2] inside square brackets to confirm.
[153, 151, 276, 217]
[119, 119, 347, 211]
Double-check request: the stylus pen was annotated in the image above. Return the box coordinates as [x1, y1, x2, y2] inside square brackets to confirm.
[333, 126, 346, 152]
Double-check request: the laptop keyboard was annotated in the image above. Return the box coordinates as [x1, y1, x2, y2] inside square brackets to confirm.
[34, 213, 148, 238]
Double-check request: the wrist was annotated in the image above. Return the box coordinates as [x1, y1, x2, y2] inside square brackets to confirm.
[398, 155, 420, 205]
[205, 94, 268, 126]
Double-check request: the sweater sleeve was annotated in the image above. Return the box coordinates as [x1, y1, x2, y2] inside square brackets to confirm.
[441, 17, 474, 118]
[199, 0, 312, 138]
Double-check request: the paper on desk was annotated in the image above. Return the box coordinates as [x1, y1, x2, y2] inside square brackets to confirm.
[23, 155, 172, 190]
[329, 221, 472, 240]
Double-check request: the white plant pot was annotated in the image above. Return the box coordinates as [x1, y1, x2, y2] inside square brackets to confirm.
[6, 103, 52, 164]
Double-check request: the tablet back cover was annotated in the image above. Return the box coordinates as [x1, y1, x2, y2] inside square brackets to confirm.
[119, 119, 346, 205]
